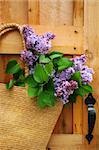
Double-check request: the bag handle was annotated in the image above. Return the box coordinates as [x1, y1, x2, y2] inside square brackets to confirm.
[0, 23, 28, 76]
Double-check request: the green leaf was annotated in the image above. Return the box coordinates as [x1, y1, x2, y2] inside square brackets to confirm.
[49, 51, 63, 55]
[71, 71, 82, 85]
[14, 81, 25, 87]
[6, 60, 21, 74]
[13, 69, 24, 80]
[37, 94, 47, 108]
[81, 84, 93, 93]
[39, 55, 50, 63]
[45, 62, 53, 75]
[75, 87, 86, 97]
[6, 79, 14, 89]
[57, 57, 74, 71]
[13, 70, 25, 87]
[69, 91, 78, 103]
[75, 84, 93, 97]
[28, 86, 40, 97]
[33, 64, 48, 83]
[45, 79, 54, 91]
[69, 84, 93, 102]
[19, 74, 25, 81]
[25, 75, 38, 87]
[37, 90, 55, 108]
[49, 53, 63, 59]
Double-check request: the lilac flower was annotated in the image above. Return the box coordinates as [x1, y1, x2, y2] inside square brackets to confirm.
[42, 32, 55, 40]
[34, 36, 52, 54]
[71, 55, 94, 84]
[25, 35, 38, 50]
[22, 25, 55, 54]
[71, 54, 86, 65]
[54, 72, 78, 104]
[60, 67, 75, 80]
[22, 25, 35, 40]
[80, 66, 94, 84]
[21, 50, 38, 66]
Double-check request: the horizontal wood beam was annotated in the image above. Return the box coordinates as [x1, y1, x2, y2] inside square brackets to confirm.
[48, 134, 98, 149]
[0, 25, 83, 55]
[48, 134, 83, 148]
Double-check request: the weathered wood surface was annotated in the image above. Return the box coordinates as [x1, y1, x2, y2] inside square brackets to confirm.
[73, 0, 83, 135]
[83, 0, 99, 147]
[28, 0, 73, 25]
[0, 0, 28, 24]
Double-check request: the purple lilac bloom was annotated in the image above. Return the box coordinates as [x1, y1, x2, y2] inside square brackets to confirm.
[21, 50, 38, 66]
[34, 36, 52, 54]
[71, 55, 94, 84]
[42, 32, 55, 40]
[71, 54, 86, 65]
[25, 35, 38, 50]
[80, 66, 94, 84]
[60, 67, 75, 80]
[54, 76, 78, 104]
[22, 25, 35, 40]
[22, 25, 55, 54]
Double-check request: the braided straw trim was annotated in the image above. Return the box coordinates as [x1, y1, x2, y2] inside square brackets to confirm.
[0, 23, 28, 76]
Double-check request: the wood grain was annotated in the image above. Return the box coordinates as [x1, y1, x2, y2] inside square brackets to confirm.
[0, 0, 28, 24]
[28, 0, 39, 25]
[83, 0, 99, 146]
[53, 104, 73, 134]
[73, 0, 84, 134]
[48, 134, 98, 149]
[28, 0, 73, 25]
[39, 0, 73, 25]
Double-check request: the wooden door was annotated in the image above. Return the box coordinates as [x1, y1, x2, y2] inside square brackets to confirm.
[0, 0, 99, 149]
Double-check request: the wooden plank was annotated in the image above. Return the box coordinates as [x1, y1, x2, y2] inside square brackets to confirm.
[28, 0, 39, 25]
[73, 0, 84, 26]
[48, 134, 82, 147]
[73, 0, 84, 134]
[39, 0, 73, 25]
[48, 134, 98, 149]
[73, 95, 83, 134]
[83, 0, 99, 146]
[0, 0, 28, 24]
[48, 147, 97, 150]
[53, 104, 73, 134]
[0, 25, 83, 55]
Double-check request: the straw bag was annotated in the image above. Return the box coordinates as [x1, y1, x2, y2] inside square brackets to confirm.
[0, 24, 63, 150]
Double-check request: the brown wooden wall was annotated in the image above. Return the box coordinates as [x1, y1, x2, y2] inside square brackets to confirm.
[0, 0, 99, 149]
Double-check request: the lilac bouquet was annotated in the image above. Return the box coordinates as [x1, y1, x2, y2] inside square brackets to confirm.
[6, 26, 94, 108]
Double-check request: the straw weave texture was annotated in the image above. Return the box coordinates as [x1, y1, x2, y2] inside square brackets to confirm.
[0, 84, 63, 150]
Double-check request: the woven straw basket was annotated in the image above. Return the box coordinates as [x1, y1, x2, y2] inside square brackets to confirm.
[0, 24, 63, 150]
